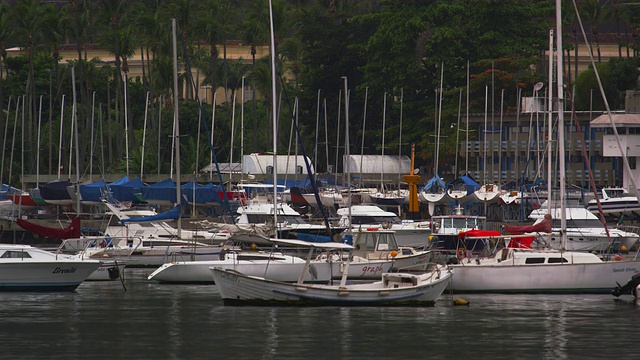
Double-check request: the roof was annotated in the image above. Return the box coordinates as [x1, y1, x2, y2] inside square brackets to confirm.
[590, 114, 640, 127]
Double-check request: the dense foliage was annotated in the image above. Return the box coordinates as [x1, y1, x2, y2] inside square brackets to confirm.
[0, 0, 636, 185]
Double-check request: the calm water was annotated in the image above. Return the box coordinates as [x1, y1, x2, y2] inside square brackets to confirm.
[1, 268, 639, 360]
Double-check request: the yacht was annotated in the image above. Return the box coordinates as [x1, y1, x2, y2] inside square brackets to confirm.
[529, 206, 639, 252]
[587, 187, 640, 219]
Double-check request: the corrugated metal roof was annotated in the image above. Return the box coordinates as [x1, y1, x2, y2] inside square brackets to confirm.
[590, 113, 640, 127]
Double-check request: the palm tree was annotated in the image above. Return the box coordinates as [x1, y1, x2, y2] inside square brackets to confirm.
[0, 4, 13, 112]
[12, 0, 47, 173]
[280, 37, 304, 91]
[580, 0, 612, 62]
[195, 0, 226, 102]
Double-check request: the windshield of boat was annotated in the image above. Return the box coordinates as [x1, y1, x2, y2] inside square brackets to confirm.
[552, 218, 604, 228]
[356, 232, 398, 251]
[350, 216, 401, 225]
[441, 218, 480, 229]
[246, 214, 309, 225]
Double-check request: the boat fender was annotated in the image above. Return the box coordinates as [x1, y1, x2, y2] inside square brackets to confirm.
[453, 298, 470, 306]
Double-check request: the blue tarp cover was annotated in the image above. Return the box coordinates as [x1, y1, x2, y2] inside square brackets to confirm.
[120, 205, 181, 224]
[39, 180, 72, 201]
[422, 175, 446, 192]
[79, 179, 107, 203]
[181, 182, 223, 204]
[108, 177, 146, 202]
[142, 178, 176, 204]
[446, 175, 480, 195]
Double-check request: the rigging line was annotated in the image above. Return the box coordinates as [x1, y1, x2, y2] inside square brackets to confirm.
[275, 70, 332, 236]
[177, 24, 235, 224]
[570, 0, 640, 203]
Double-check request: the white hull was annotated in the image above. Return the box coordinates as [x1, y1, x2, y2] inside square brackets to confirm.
[418, 191, 449, 204]
[148, 255, 394, 284]
[211, 266, 452, 306]
[0, 262, 100, 291]
[473, 184, 501, 203]
[83, 246, 225, 267]
[542, 230, 639, 252]
[449, 249, 640, 293]
[446, 189, 474, 204]
[85, 262, 127, 281]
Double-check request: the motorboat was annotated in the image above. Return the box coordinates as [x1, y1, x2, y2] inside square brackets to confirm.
[210, 238, 452, 306]
[430, 207, 487, 251]
[0, 244, 101, 291]
[528, 206, 639, 252]
[336, 205, 432, 248]
[587, 187, 640, 219]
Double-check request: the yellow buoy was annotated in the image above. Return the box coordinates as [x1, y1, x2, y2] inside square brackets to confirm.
[453, 298, 470, 306]
[621, 245, 628, 252]
[251, 243, 257, 250]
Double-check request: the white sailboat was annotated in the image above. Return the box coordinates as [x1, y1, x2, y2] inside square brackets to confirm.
[448, 6, 640, 294]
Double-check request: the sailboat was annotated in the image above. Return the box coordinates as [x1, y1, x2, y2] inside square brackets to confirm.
[419, 67, 451, 214]
[212, 19, 451, 304]
[447, 6, 640, 294]
[473, 86, 501, 204]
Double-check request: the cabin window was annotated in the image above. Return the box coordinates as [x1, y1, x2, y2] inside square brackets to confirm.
[0, 250, 32, 258]
[524, 257, 545, 264]
[296, 165, 303, 174]
[630, 157, 636, 170]
[547, 257, 568, 264]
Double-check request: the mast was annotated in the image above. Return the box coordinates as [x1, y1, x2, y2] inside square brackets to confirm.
[556, 0, 566, 247]
[172, 18, 182, 237]
[269, 0, 278, 228]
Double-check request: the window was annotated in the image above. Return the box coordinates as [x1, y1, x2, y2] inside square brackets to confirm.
[524, 257, 545, 264]
[0, 250, 32, 258]
[548, 257, 568, 264]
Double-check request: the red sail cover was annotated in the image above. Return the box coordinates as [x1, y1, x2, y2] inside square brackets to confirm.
[16, 217, 81, 239]
[458, 229, 501, 238]
[503, 216, 552, 234]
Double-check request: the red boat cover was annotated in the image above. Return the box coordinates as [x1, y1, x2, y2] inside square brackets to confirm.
[503, 214, 552, 234]
[16, 217, 81, 239]
[458, 229, 501, 238]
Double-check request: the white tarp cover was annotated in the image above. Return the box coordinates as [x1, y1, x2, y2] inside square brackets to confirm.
[241, 154, 315, 175]
[343, 155, 411, 174]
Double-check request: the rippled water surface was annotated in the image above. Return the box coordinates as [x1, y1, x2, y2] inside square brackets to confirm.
[2, 269, 639, 359]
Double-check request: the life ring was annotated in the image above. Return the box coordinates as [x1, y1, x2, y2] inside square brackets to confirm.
[456, 248, 466, 260]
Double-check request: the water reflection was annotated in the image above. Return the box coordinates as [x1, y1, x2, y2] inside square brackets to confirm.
[1, 270, 640, 359]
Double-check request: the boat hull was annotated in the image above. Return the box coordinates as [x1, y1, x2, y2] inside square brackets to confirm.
[0, 261, 101, 291]
[448, 261, 640, 293]
[211, 267, 452, 306]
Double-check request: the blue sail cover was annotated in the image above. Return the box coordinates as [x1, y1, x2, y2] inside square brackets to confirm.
[39, 179, 72, 202]
[446, 175, 480, 195]
[0, 184, 20, 200]
[79, 179, 107, 203]
[181, 182, 223, 204]
[110, 177, 145, 202]
[120, 205, 181, 224]
[422, 175, 446, 192]
[143, 178, 177, 204]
